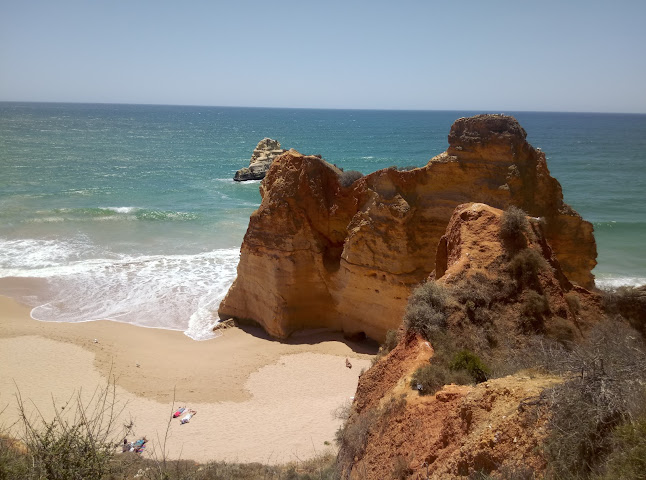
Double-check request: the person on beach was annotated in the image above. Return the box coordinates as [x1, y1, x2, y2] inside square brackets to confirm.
[180, 409, 197, 424]
[173, 406, 186, 418]
[133, 437, 147, 454]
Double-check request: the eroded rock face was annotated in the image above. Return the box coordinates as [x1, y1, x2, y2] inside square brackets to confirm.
[233, 138, 287, 181]
[218, 114, 597, 341]
[342, 355, 561, 479]
[336, 203, 602, 479]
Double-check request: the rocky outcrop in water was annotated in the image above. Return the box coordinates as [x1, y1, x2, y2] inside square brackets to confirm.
[233, 138, 287, 181]
[218, 114, 597, 341]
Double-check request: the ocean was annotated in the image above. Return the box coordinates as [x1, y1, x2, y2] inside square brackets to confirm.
[1, 103, 644, 339]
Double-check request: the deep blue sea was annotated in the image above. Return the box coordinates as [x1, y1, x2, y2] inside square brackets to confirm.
[1, 103, 644, 339]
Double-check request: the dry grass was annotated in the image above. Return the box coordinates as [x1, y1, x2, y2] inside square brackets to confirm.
[0, 432, 339, 480]
[543, 320, 646, 479]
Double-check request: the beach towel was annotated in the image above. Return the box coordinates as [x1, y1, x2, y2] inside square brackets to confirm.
[132, 438, 147, 454]
[173, 406, 186, 418]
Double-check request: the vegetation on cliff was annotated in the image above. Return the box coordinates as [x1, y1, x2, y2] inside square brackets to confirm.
[336, 203, 646, 479]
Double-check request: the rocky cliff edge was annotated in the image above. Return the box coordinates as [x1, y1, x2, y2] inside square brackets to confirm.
[336, 202, 603, 479]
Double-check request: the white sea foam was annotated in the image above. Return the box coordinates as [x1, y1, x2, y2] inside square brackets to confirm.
[0, 238, 240, 340]
[595, 274, 646, 289]
[103, 206, 138, 214]
[0, 237, 98, 270]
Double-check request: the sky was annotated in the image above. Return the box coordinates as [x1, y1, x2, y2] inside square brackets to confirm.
[1, 0, 645, 113]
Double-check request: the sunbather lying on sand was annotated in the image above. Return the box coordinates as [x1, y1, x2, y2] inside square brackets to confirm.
[180, 409, 197, 424]
[122, 437, 147, 454]
[172, 406, 186, 418]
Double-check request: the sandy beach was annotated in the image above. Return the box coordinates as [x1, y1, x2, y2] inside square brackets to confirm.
[0, 295, 375, 465]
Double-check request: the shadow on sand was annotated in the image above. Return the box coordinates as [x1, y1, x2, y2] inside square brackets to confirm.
[231, 321, 380, 356]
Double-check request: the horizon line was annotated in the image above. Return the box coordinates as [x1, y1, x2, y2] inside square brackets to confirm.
[1, 99, 645, 116]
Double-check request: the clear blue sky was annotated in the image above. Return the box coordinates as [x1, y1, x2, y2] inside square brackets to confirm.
[1, 0, 645, 113]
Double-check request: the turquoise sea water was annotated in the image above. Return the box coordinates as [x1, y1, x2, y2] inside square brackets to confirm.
[1, 103, 644, 339]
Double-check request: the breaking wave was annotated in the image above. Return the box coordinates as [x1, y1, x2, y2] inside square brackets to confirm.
[0, 237, 239, 340]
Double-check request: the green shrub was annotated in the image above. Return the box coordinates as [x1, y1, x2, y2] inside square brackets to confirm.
[410, 364, 450, 395]
[500, 206, 529, 252]
[404, 303, 446, 338]
[518, 291, 549, 333]
[597, 414, 646, 480]
[523, 291, 549, 316]
[372, 329, 401, 365]
[457, 276, 493, 309]
[409, 280, 451, 310]
[410, 363, 472, 396]
[403, 281, 451, 341]
[550, 317, 576, 346]
[456, 273, 498, 326]
[565, 291, 581, 315]
[0, 436, 29, 480]
[14, 382, 125, 480]
[508, 248, 550, 291]
[381, 329, 400, 354]
[449, 350, 490, 383]
[602, 285, 646, 338]
[338, 170, 363, 187]
[177, 453, 340, 480]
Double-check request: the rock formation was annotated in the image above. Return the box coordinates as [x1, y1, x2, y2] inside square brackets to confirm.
[341, 351, 562, 479]
[233, 138, 287, 181]
[335, 203, 603, 479]
[343, 364, 563, 478]
[219, 114, 597, 341]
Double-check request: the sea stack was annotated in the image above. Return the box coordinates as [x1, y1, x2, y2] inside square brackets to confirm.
[219, 114, 597, 341]
[233, 138, 287, 181]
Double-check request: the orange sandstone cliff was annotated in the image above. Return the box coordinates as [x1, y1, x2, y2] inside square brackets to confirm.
[218, 114, 597, 341]
[336, 203, 602, 479]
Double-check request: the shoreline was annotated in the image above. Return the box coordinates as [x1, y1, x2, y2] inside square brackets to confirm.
[0, 295, 375, 464]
